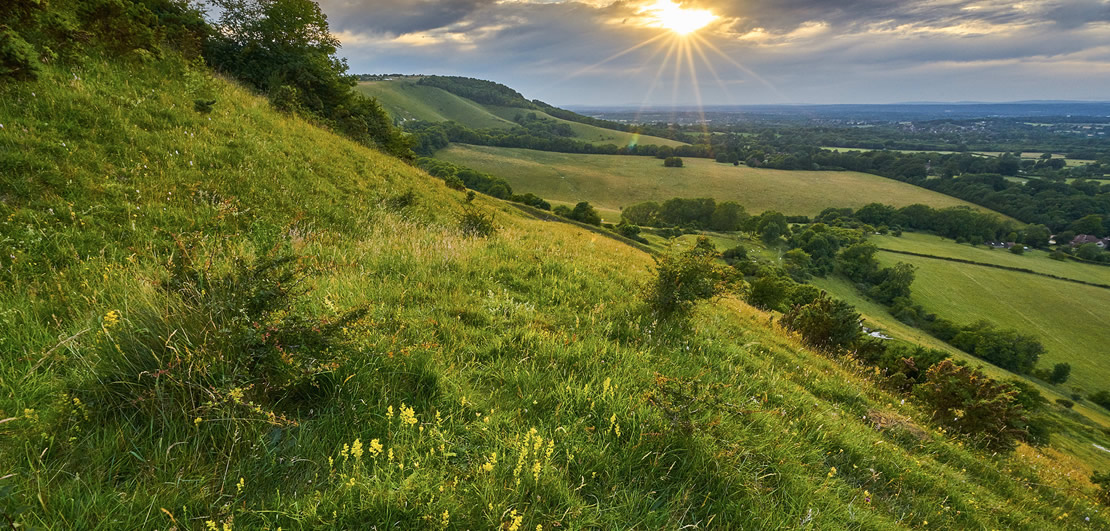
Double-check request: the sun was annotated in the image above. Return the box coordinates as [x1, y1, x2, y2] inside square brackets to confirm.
[641, 0, 718, 36]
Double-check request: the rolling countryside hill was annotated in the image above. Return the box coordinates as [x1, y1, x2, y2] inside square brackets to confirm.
[356, 78, 687, 148]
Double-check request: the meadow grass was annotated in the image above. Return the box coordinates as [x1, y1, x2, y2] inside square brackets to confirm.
[438, 144, 1001, 219]
[0, 53, 1107, 529]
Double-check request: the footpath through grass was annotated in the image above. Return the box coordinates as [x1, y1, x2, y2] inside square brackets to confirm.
[0, 54, 1107, 528]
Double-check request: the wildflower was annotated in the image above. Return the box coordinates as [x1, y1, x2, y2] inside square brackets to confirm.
[482, 452, 498, 473]
[351, 439, 364, 459]
[400, 403, 417, 426]
[194, 417, 202, 427]
[228, 387, 245, 403]
[368, 439, 383, 457]
[506, 510, 523, 531]
[864, 490, 871, 503]
[440, 509, 450, 529]
[236, 477, 244, 494]
[206, 521, 218, 530]
[387, 405, 394, 419]
[103, 310, 120, 328]
[828, 467, 837, 478]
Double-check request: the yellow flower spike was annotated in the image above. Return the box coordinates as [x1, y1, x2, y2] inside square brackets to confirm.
[387, 405, 394, 419]
[351, 439, 364, 459]
[440, 509, 450, 529]
[828, 467, 837, 478]
[506, 510, 523, 531]
[236, 477, 244, 494]
[103, 310, 120, 328]
[194, 417, 202, 427]
[369, 439, 383, 457]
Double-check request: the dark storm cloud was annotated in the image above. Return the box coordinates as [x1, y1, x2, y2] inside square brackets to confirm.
[317, 0, 498, 35]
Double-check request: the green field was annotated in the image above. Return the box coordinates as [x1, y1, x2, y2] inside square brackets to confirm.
[440, 144, 1002, 221]
[357, 80, 685, 147]
[871, 232, 1110, 285]
[870, 251, 1110, 397]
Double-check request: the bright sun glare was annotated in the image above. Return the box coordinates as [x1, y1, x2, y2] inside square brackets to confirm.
[642, 0, 717, 35]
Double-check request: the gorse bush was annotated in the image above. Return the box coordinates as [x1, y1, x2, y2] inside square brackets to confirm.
[458, 207, 496, 237]
[780, 293, 861, 351]
[914, 360, 1027, 453]
[75, 253, 366, 425]
[647, 237, 737, 316]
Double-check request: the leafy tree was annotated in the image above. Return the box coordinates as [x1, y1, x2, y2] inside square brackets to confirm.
[756, 211, 789, 245]
[1077, 243, 1102, 261]
[782, 249, 813, 281]
[1070, 214, 1105, 237]
[1048, 362, 1071, 385]
[746, 268, 793, 312]
[709, 201, 748, 231]
[206, 0, 410, 158]
[663, 156, 684, 168]
[837, 242, 880, 283]
[867, 262, 915, 304]
[568, 201, 602, 226]
[1022, 224, 1051, 248]
[622, 201, 660, 226]
[914, 360, 1027, 452]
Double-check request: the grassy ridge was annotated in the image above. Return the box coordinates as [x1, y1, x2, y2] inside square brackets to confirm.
[356, 79, 686, 147]
[438, 144, 1001, 221]
[356, 80, 515, 129]
[1, 54, 1108, 528]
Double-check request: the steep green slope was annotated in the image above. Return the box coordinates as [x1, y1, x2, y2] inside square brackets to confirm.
[2, 55, 1108, 529]
[356, 80, 516, 129]
[356, 79, 686, 147]
[438, 144, 1002, 221]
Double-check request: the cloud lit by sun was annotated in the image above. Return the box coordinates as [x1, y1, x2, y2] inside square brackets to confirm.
[640, 0, 718, 35]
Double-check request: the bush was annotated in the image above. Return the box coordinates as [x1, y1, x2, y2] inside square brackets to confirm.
[914, 360, 1027, 452]
[1090, 390, 1110, 410]
[1048, 362, 1071, 384]
[647, 237, 736, 316]
[663, 156, 684, 168]
[75, 254, 365, 425]
[780, 293, 861, 351]
[458, 207, 496, 237]
[1056, 398, 1074, 409]
[0, 28, 40, 80]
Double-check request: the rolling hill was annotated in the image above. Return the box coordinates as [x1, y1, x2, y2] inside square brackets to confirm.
[355, 78, 687, 148]
[2, 6, 1108, 527]
[437, 144, 1003, 221]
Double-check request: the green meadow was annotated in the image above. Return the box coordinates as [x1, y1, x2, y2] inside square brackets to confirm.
[3, 48, 1109, 528]
[439, 144, 1000, 220]
[871, 250, 1110, 399]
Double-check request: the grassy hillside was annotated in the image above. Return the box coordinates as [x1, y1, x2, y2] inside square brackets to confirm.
[356, 80, 515, 129]
[356, 79, 686, 147]
[871, 251, 1110, 398]
[3, 53, 1110, 529]
[439, 144, 1002, 221]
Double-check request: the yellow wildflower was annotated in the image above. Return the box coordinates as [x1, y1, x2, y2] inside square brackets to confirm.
[440, 509, 450, 529]
[828, 467, 837, 478]
[400, 403, 417, 426]
[194, 417, 202, 427]
[506, 510, 523, 531]
[103, 310, 120, 328]
[368, 438, 383, 457]
[351, 439, 364, 459]
[236, 477, 244, 494]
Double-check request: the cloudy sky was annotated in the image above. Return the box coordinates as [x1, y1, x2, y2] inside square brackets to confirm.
[319, 0, 1110, 105]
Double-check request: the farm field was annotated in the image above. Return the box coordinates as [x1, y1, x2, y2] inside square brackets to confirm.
[439, 144, 998, 220]
[872, 251, 1110, 398]
[871, 232, 1110, 285]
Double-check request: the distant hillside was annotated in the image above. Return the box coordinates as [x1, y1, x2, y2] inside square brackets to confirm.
[355, 77, 687, 148]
